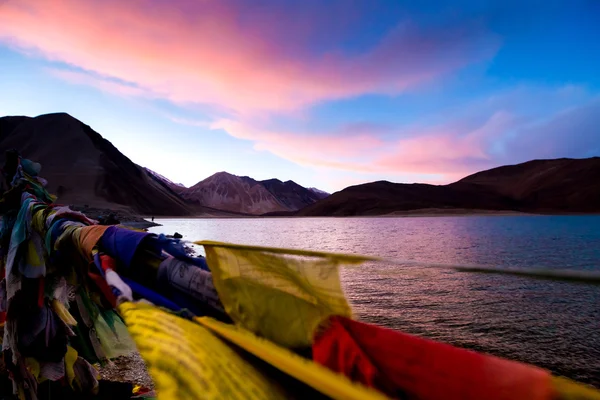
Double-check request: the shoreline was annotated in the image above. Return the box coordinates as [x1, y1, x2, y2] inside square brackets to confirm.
[77, 206, 600, 225]
[141, 209, 600, 220]
[120, 220, 162, 229]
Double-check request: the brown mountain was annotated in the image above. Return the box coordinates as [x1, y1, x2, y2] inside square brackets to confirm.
[181, 172, 288, 215]
[181, 173, 328, 215]
[0, 113, 192, 215]
[298, 158, 600, 216]
[246, 177, 326, 210]
[452, 158, 600, 212]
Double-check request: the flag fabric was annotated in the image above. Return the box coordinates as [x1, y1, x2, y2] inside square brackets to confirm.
[197, 241, 370, 349]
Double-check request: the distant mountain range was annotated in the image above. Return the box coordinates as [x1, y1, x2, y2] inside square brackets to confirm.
[0, 113, 328, 215]
[1, 112, 599, 217]
[148, 170, 329, 215]
[298, 158, 600, 216]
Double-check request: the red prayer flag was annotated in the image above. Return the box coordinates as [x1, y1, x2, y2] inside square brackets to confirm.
[313, 316, 553, 400]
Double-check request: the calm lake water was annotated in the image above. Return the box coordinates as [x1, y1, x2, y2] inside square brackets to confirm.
[149, 215, 600, 387]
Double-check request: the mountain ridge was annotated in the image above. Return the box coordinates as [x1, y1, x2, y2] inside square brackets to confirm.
[180, 171, 287, 215]
[179, 171, 327, 215]
[0, 112, 192, 216]
[2, 113, 599, 217]
[1, 112, 328, 216]
[298, 157, 600, 216]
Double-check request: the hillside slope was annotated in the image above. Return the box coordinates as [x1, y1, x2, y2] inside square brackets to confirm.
[181, 172, 288, 214]
[0, 113, 192, 215]
[299, 158, 600, 216]
[182, 173, 328, 215]
[260, 178, 325, 210]
[453, 158, 600, 212]
[297, 181, 515, 216]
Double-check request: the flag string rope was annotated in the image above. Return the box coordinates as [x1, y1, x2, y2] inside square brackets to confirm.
[195, 240, 600, 286]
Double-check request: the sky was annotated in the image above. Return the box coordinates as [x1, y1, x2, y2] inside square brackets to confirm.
[0, 0, 599, 193]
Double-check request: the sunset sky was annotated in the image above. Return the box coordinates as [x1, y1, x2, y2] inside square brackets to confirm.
[1, 0, 599, 192]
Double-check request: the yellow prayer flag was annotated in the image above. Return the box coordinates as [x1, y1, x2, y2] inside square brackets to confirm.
[196, 241, 371, 348]
[118, 301, 391, 400]
[118, 302, 291, 400]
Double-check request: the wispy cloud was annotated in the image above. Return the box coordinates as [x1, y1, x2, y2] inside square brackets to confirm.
[2, 1, 596, 187]
[210, 118, 386, 171]
[46, 68, 155, 98]
[500, 97, 600, 160]
[372, 111, 519, 178]
[0, 0, 498, 115]
[212, 86, 600, 182]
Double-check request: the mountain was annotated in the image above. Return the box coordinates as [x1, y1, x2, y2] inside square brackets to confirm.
[0, 113, 192, 215]
[144, 168, 186, 193]
[0, 112, 329, 217]
[238, 176, 328, 209]
[9, 113, 593, 218]
[308, 187, 330, 199]
[297, 181, 514, 216]
[453, 158, 600, 212]
[259, 179, 326, 210]
[298, 158, 600, 216]
[181, 172, 288, 215]
[181, 173, 327, 215]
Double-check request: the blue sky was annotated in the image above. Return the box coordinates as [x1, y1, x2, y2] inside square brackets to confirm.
[0, 0, 599, 192]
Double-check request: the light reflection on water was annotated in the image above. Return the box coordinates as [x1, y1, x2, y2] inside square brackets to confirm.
[149, 215, 600, 386]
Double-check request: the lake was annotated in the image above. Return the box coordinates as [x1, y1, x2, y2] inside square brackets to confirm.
[149, 215, 600, 387]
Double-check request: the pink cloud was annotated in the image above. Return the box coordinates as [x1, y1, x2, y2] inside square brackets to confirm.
[14, 1, 587, 187]
[0, 0, 497, 115]
[374, 111, 518, 175]
[211, 94, 598, 185]
[46, 68, 155, 98]
[210, 111, 519, 179]
[210, 119, 385, 171]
